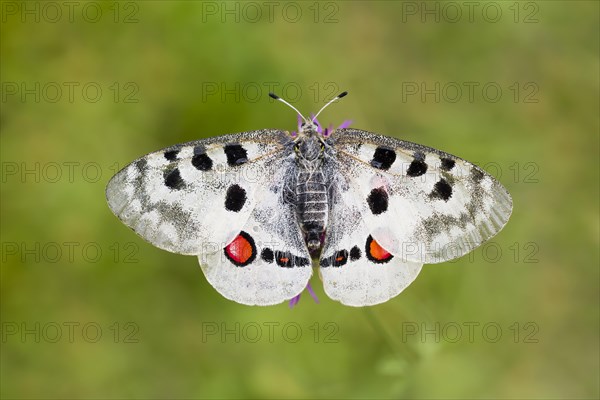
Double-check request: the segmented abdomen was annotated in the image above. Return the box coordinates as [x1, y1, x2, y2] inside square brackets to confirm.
[296, 169, 328, 247]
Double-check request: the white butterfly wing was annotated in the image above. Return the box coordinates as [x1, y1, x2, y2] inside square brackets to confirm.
[319, 169, 423, 306]
[106, 130, 288, 255]
[326, 128, 512, 264]
[106, 129, 312, 305]
[200, 154, 312, 305]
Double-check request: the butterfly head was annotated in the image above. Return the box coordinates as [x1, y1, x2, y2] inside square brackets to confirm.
[294, 132, 324, 163]
[298, 119, 320, 136]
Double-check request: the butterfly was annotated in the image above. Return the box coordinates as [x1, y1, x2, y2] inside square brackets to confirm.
[106, 91, 512, 307]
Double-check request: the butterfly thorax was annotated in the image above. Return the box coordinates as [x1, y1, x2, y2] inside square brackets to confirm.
[294, 131, 328, 252]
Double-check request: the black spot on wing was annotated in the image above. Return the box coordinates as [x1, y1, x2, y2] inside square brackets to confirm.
[320, 249, 349, 268]
[440, 157, 455, 171]
[350, 246, 361, 261]
[224, 144, 248, 166]
[135, 158, 148, 173]
[225, 184, 246, 212]
[471, 167, 484, 183]
[430, 179, 453, 201]
[367, 187, 389, 215]
[275, 251, 310, 268]
[164, 168, 184, 190]
[192, 146, 212, 171]
[261, 248, 274, 263]
[407, 159, 428, 177]
[370, 146, 396, 170]
[164, 150, 179, 161]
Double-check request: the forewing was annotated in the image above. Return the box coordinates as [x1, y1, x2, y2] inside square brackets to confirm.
[200, 153, 312, 305]
[106, 129, 290, 255]
[327, 128, 512, 264]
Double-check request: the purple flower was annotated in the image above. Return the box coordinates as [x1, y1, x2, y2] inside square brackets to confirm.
[338, 120, 353, 129]
[289, 283, 320, 308]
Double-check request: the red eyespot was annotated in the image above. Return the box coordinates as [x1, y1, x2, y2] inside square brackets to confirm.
[224, 231, 256, 267]
[366, 235, 393, 264]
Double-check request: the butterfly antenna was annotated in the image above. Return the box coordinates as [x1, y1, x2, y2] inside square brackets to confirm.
[312, 91, 348, 123]
[269, 93, 310, 126]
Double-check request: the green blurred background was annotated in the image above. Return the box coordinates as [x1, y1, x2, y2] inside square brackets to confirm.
[1, 1, 598, 398]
